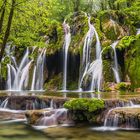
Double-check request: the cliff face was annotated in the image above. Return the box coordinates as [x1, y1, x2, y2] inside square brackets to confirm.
[42, 9, 139, 91]
[0, 4, 139, 91]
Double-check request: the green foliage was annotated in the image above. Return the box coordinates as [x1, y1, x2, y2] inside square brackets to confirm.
[64, 98, 105, 112]
[103, 60, 114, 83]
[44, 73, 62, 90]
[116, 82, 131, 91]
[123, 35, 140, 88]
[117, 35, 138, 50]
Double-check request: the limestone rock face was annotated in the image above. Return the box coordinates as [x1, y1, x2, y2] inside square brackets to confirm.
[0, 111, 25, 121]
[25, 108, 74, 126]
[106, 107, 140, 128]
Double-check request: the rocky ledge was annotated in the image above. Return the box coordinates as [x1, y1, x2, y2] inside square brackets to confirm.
[106, 107, 140, 128]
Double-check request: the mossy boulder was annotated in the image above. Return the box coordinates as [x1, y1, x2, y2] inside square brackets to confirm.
[99, 10, 129, 41]
[103, 60, 114, 83]
[64, 98, 105, 123]
[120, 35, 140, 89]
[116, 82, 131, 91]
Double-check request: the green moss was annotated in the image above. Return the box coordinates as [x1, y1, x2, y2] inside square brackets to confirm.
[103, 60, 114, 82]
[64, 98, 104, 112]
[117, 35, 137, 50]
[44, 74, 62, 90]
[1, 57, 11, 80]
[64, 98, 104, 123]
[122, 35, 140, 89]
[45, 21, 63, 55]
[116, 82, 131, 91]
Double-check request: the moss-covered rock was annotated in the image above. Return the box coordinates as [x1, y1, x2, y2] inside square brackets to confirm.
[116, 82, 131, 91]
[64, 98, 105, 112]
[44, 73, 62, 90]
[121, 35, 140, 88]
[64, 98, 105, 123]
[103, 60, 114, 83]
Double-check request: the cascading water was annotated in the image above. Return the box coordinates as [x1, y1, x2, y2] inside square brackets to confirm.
[78, 16, 95, 91]
[6, 48, 30, 90]
[89, 27, 102, 92]
[0, 98, 9, 109]
[78, 15, 103, 92]
[111, 41, 120, 83]
[31, 48, 46, 91]
[5, 46, 46, 91]
[101, 100, 140, 130]
[37, 108, 70, 127]
[88, 54, 103, 92]
[62, 21, 71, 91]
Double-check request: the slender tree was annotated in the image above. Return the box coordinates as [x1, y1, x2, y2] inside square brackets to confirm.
[0, 0, 15, 61]
[0, 0, 7, 34]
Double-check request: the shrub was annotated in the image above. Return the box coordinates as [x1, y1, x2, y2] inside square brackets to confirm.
[64, 98, 105, 112]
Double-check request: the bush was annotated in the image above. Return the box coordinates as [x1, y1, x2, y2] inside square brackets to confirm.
[116, 82, 131, 91]
[64, 98, 105, 112]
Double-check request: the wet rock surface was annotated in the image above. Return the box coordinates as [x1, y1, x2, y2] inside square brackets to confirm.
[106, 107, 140, 128]
[0, 95, 68, 110]
[0, 111, 25, 121]
[0, 95, 140, 128]
[26, 108, 74, 126]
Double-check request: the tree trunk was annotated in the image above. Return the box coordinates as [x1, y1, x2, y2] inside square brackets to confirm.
[0, 0, 15, 62]
[0, 0, 7, 34]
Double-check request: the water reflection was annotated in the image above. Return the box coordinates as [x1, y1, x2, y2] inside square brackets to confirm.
[0, 122, 140, 140]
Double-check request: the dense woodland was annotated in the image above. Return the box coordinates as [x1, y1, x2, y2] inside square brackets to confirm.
[0, 0, 140, 91]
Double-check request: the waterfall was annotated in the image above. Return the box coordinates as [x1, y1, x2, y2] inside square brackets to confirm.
[89, 26, 102, 92]
[37, 108, 70, 127]
[102, 100, 140, 129]
[111, 41, 120, 83]
[12, 48, 30, 90]
[78, 16, 95, 90]
[5, 46, 46, 91]
[62, 21, 71, 91]
[33, 49, 46, 91]
[88, 53, 103, 92]
[31, 66, 36, 91]
[93, 25, 101, 59]
[78, 16, 102, 92]
[0, 98, 9, 109]
[7, 65, 12, 90]
[18, 60, 33, 90]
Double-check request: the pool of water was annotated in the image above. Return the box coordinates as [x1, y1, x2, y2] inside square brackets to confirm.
[0, 122, 140, 140]
[0, 90, 140, 100]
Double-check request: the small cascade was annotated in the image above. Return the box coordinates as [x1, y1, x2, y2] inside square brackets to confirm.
[89, 24, 102, 92]
[6, 48, 31, 90]
[0, 98, 9, 109]
[31, 48, 46, 91]
[62, 21, 71, 91]
[88, 54, 103, 92]
[103, 100, 140, 129]
[5, 46, 46, 91]
[37, 108, 70, 127]
[111, 41, 120, 83]
[50, 99, 54, 109]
